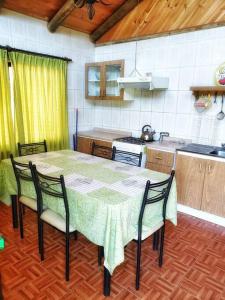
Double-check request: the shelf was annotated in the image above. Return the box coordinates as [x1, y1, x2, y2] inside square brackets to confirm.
[88, 80, 100, 82]
[190, 86, 225, 96]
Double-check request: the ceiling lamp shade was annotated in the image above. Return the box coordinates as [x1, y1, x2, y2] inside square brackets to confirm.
[75, 0, 110, 20]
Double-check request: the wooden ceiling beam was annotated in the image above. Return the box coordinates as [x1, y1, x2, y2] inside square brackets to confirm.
[48, 0, 78, 33]
[0, 0, 5, 10]
[90, 0, 140, 42]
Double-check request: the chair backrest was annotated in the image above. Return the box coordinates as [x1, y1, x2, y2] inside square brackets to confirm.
[31, 165, 69, 229]
[112, 146, 142, 167]
[91, 142, 113, 159]
[18, 140, 47, 156]
[138, 170, 175, 229]
[10, 154, 33, 198]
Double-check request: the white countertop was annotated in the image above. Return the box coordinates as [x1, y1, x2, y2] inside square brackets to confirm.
[78, 128, 131, 142]
[146, 137, 192, 153]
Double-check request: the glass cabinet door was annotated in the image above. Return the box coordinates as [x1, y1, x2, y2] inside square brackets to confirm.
[105, 64, 121, 97]
[86, 66, 101, 97]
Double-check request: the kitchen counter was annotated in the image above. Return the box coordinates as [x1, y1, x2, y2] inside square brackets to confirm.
[78, 128, 131, 142]
[178, 143, 225, 159]
[146, 137, 192, 153]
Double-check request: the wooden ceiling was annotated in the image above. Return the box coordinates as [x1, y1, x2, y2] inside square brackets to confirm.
[3, 0, 126, 33]
[97, 0, 225, 44]
[2, 0, 225, 44]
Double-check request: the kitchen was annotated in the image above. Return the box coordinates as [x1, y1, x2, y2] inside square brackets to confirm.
[0, 1, 225, 299]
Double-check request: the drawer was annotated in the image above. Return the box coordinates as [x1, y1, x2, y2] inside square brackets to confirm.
[93, 139, 112, 159]
[146, 162, 172, 174]
[146, 149, 174, 166]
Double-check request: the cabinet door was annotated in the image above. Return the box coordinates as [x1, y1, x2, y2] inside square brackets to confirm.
[77, 137, 93, 154]
[201, 160, 225, 217]
[146, 162, 172, 174]
[103, 60, 124, 100]
[85, 63, 103, 99]
[93, 139, 112, 159]
[176, 154, 206, 209]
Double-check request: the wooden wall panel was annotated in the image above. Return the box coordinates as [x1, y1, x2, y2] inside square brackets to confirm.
[96, 0, 225, 44]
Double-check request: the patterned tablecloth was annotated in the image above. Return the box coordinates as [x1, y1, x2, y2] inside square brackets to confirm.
[0, 150, 177, 274]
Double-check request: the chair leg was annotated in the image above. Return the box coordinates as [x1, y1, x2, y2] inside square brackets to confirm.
[40, 220, 44, 261]
[159, 226, 165, 267]
[155, 230, 160, 251]
[136, 240, 142, 290]
[22, 205, 26, 215]
[18, 202, 24, 239]
[37, 216, 41, 254]
[66, 232, 70, 281]
[98, 246, 104, 267]
[153, 232, 157, 250]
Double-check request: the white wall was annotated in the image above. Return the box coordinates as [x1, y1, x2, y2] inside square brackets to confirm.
[0, 9, 95, 147]
[93, 27, 225, 146]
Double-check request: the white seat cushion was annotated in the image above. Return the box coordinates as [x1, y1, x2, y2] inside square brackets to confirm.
[134, 221, 164, 241]
[19, 196, 38, 211]
[40, 209, 75, 233]
[19, 196, 47, 211]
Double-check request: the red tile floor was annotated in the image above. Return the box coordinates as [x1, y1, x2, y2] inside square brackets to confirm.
[0, 202, 225, 299]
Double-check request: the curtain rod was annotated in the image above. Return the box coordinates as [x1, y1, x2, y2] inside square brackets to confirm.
[0, 45, 72, 62]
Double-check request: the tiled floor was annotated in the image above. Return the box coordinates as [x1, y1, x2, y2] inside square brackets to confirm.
[0, 202, 225, 299]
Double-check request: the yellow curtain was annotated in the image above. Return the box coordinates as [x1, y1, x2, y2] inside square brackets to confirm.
[0, 49, 15, 159]
[10, 52, 69, 151]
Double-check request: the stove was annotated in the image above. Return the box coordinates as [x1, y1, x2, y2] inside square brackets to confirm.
[115, 137, 146, 145]
[112, 136, 147, 168]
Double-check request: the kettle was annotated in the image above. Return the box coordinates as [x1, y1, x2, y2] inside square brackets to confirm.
[141, 125, 155, 142]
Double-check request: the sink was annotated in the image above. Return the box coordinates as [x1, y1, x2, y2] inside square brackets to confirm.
[209, 150, 225, 157]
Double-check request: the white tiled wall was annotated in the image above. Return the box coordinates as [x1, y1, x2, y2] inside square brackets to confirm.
[94, 27, 225, 146]
[0, 9, 95, 147]
[1, 9, 225, 147]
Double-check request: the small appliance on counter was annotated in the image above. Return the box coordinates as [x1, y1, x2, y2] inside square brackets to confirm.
[140, 125, 155, 142]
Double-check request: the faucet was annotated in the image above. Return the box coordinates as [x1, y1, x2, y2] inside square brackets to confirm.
[159, 132, 169, 143]
[221, 143, 225, 149]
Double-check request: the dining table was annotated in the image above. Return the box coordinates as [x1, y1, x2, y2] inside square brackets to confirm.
[0, 149, 177, 296]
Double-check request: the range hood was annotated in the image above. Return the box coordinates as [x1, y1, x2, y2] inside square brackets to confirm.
[117, 71, 169, 90]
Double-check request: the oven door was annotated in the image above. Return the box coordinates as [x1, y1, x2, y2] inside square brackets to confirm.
[112, 141, 146, 167]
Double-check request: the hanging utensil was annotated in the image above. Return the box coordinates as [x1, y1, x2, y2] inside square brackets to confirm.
[217, 94, 225, 120]
[214, 92, 218, 104]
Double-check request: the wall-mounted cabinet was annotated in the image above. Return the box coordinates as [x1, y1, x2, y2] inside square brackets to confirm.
[85, 60, 124, 100]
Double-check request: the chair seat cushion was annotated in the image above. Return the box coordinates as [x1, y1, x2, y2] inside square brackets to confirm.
[40, 209, 75, 233]
[19, 196, 38, 211]
[134, 221, 164, 241]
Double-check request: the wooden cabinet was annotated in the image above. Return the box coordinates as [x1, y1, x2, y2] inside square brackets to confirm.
[146, 148, 174, 174]
[77, 136, 112, 159]
[201, 160, 225, 217]
[176, 152, 225, 217]
[77, 137, 92, 154]
[85, 60, 124, 100]
[176, 154, 206, 209]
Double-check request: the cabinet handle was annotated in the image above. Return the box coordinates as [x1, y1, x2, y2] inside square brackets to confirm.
[208, 164, 212, 173]
[155, 156, 162, 160]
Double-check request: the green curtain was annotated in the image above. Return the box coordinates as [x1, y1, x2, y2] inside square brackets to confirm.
[0, 49, 15, 159]
[10, 52, 69, 151]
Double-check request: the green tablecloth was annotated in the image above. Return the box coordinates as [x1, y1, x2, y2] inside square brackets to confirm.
[0, 150, 177, 274]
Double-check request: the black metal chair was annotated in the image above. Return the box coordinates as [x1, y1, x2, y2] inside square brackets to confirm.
[135, 170, 175, 289]
[31, 165, 76, 281]
[18, 140, 47, 156]
[112, 146, 142, 167]
[91, 142, 113, 159]
[10, 154, 40, 245]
